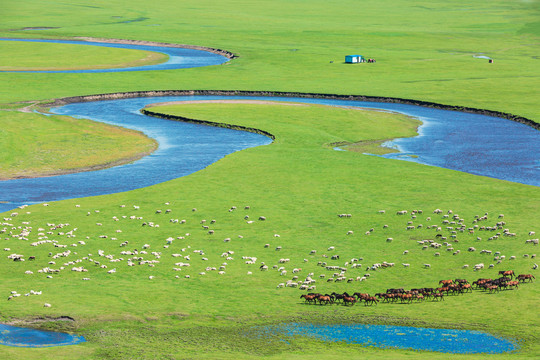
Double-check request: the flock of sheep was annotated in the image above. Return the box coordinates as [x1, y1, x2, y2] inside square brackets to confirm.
[2, 202, 538, 309]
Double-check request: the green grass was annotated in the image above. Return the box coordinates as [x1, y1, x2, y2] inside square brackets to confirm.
[0, 41, 168, 71]
[0, 111, 157, 179]
[0, 103, 538, 359]
[0, 0, 538, 358]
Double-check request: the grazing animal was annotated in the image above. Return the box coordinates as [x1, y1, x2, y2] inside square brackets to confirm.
[439, 279, 453, 286]
[317, 295, 332, 305]
[343, 296, 357, 306]
[517, 274, 535, 282]
[498, 270, 515, 279]
[300, 294, 317, 304]
[364, 296, 379, 306]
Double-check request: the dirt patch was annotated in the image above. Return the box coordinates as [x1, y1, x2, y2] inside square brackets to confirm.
[4, 316, 75, 326]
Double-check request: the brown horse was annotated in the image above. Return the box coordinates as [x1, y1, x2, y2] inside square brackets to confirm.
[300, 294, 317, 304]
[432, 293, 444, 301]
[506, 281, 519, 289]
[498, 270, 514, 279]
[353, 292, 370, 302]
[343, 296, 357, 306]
[439, 279, 453, 286]
[517, 274, 535, 283]
[317, 295, 332, 305]
[364, 296, 379, 306]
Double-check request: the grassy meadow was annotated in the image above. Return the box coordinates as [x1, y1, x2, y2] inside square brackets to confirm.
[0, 0, 538, 359]
[0, 41, 168, 71]
[0, 111, 157, 179]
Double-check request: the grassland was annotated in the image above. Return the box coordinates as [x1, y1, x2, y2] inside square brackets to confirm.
[0, 111, 157, 179]
[0, 41, 168, 71]
[0, 0, 538, 359]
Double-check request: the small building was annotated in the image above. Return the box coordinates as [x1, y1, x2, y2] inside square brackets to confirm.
[345, 55, 364, 63]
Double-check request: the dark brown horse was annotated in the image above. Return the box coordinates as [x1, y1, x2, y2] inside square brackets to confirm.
[517, 274, 535, 282]
[432, 293, 444, 301]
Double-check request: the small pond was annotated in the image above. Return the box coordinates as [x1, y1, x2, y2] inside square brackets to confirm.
[0, 323, 85, 347]
[264, 323, 517, 354]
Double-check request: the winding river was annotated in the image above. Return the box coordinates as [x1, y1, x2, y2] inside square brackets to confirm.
[0, 94, 538, 213]
[0, 38, 229, 72]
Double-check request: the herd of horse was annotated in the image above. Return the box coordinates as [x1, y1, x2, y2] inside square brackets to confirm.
[300, 270, 535, 306]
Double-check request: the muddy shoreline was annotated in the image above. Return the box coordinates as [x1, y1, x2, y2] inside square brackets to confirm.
[45, 90, 540, 131]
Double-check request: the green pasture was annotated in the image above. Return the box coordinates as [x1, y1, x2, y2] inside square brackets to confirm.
[1, 104, 539, 359]
[0, 111, 157, 179]
[0, 41, 167, 71]
[0, 0, 538, 359]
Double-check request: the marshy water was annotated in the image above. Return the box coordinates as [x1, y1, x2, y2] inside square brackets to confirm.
[0, 323, 85, 347]
[263, 323, 517, 354]
[0, 95, 538, 213]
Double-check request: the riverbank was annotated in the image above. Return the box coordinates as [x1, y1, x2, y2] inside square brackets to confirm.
[45, 90, 540, 131]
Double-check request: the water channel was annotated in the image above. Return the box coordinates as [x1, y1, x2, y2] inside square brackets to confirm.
[0, 94, 538, 213]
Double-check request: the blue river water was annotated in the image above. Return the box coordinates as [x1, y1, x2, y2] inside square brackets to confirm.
[0, 95, 538, 213]
[0, 323, 85, 347]
[264, 323, 517, 354]
[0, 38, 229, 73]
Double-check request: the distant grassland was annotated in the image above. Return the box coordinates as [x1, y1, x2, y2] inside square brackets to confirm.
[1, 0, 538, 120]
[0, 111, 157, 179]
[0, 41, 168, 71]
